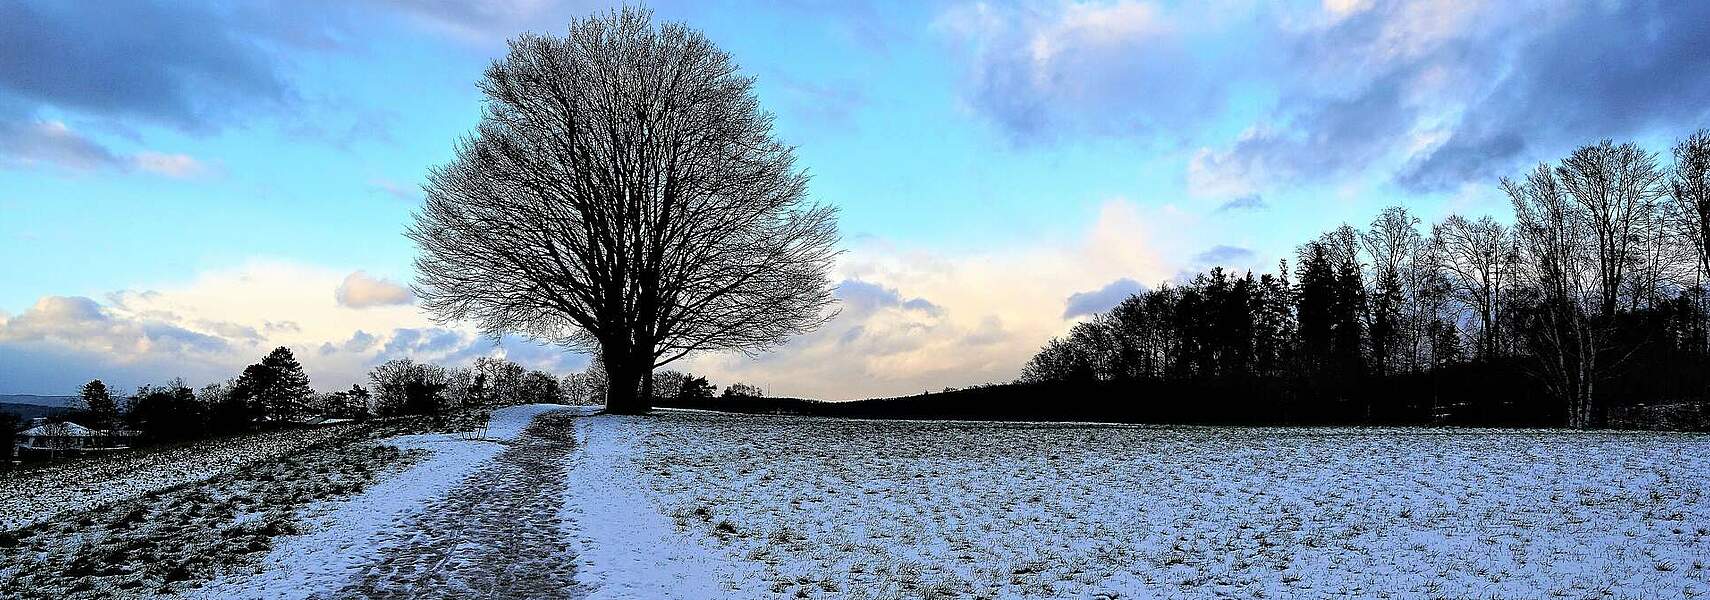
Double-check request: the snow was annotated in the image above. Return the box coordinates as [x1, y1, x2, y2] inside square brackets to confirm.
[195, 404, 574, 599]
[562, 411, 766, 599]
[584, 410, 1710, 598]
[0, 425, 355, 531]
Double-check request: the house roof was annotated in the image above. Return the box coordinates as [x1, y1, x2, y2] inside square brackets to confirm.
[18, 422, 100, 437]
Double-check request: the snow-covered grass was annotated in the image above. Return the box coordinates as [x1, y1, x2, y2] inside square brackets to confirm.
[0, 425, 357, 532]
[197, 403, 577, 599]
[0, 426, 414, 599]
[574, 410, 1710, 599]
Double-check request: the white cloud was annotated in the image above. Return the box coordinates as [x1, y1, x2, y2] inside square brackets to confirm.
[1321, 0, 1373, 20]
[334, 270, 414, 308]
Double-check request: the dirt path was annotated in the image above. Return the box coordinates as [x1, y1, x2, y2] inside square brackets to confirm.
[334, 411, 584, 599]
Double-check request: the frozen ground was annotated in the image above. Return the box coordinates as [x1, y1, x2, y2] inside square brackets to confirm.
[0, 425, 356, 532]
[578, 410, 1710, 599]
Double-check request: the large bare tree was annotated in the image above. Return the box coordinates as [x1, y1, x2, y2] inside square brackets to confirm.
[410, 8, 839, 414]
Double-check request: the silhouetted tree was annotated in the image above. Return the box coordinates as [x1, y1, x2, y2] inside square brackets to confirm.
[1508, 141, 1666, 427]
[472, 357, 526, 406]
[723, 382, 763, 398]
[369, 358, 451, 417]
[198, 379, 251, 434]
[0, 412, 21, 464]
[1432, 215, 1517, 361]
[563, 359, 609, 406]
[678, 376, 716, 401]
[128, 380, 206, 442]
[652, 370, 691, 402]
[1361, 207, 1423, 376]
[519, 370, 567, 404]
[410, 7, 839, 414]
[77, 379, 119, 429]
[232, 347, 314, 423]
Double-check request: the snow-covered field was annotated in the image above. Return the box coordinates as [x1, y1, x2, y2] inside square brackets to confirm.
[575, 410, 1710, 598]
[14, 406, 1706, 598]
[0, 425, 356, 531]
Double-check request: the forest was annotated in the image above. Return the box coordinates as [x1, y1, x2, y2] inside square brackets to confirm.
[1015, 133, 1710, 429]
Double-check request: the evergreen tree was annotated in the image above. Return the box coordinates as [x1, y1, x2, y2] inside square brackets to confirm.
[236, 347, 315, 422]
[78, 379, 119, 428]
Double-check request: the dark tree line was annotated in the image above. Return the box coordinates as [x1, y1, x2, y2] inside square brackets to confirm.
[1023, 133, 1710, 428]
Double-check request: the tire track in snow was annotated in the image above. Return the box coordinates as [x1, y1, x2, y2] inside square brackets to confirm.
[334, 411, 584, 599]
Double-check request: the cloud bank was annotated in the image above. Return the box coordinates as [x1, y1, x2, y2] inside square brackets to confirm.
[2, 201, 1184, 400]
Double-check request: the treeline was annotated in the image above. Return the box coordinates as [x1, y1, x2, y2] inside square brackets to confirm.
[1023, 132, 1710, 429]
[649, 369, 765, 404]
[46, 347, 602, 447]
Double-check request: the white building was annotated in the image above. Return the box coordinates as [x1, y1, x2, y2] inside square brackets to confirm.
[14, 419, 133, 457]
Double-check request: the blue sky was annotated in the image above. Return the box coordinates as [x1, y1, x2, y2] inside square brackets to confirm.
[2, 1, 1707, 398]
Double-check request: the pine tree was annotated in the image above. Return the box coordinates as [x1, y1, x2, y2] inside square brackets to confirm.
[78, 379, 119, 428]
[236, 347, 315, 422]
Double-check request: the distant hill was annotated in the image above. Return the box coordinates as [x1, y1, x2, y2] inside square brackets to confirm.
[0, 395, 79, 408]
[0, 402, 69, 421]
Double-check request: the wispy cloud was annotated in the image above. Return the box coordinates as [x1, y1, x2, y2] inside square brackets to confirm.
[1215, 194, 1268, 213]
[133, 152, 211, 179]
[0, 118, 121, 171]
[366, 177, 418, 201]
[1192, 244, 1256, 267]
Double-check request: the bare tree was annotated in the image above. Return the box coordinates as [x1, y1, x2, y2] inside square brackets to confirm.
[1556, 141, 1667, 318]
[1669, 129, 1710, 281]
[1668, 129, 1710, 352]
[410, 8, 839, 413]
[1360, 207, 1422, 375]
[1507, 140, 1666, 427]
[1430, 214, 1517, 361]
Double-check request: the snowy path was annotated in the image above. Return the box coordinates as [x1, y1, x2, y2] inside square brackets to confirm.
[333, 410, 585, 599]
[195, 404, 590, 599]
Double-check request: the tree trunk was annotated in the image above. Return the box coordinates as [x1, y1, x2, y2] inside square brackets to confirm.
[602, 353, 651, 415]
